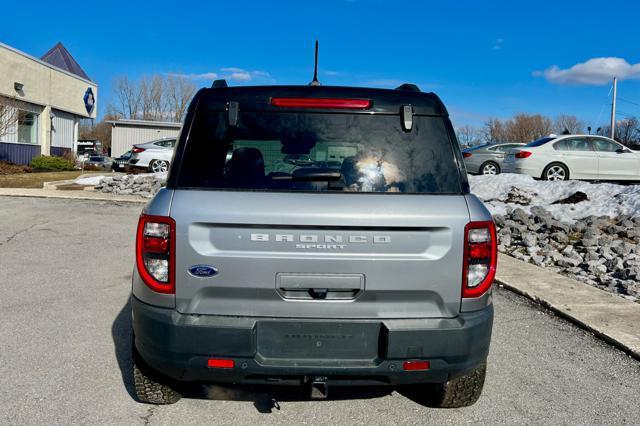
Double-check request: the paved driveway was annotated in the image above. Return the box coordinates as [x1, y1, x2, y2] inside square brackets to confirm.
[0, 196, 638, 425]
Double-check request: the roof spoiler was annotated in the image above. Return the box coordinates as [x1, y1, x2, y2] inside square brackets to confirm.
[212, 79, 228, 88]
[395, 83, 421, 92]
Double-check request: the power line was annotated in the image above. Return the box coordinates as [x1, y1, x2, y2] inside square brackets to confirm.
[618, 97, 640, 108]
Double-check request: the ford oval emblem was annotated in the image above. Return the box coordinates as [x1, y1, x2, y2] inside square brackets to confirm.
[188, 265, 218, 278]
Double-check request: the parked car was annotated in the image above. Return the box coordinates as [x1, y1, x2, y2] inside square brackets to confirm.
[131, 81, 496, 407]
[128, 138, 177, 173]
[84, 155, 112, 170]
[462, 143, 526, 175]
[502, 135, 640, 181]
[111, 150, 132, 172]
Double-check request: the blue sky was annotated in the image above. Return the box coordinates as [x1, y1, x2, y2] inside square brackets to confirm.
[2, 0, 640, 128]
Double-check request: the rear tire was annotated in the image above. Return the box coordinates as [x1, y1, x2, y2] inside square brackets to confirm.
[149, 159, 169, 173]
[542, 163, 569, 181]
[416, 361, 487, 408]
[133, 344, 181, 405]
[480, 162, 500, 175]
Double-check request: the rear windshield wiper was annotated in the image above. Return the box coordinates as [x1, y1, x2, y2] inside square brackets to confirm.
[272, 168, 343, 182]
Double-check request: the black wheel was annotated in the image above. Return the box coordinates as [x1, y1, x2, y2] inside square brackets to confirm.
[149, 159, 169, 173]
[480, 162, 500, 175]
[413, 361, 487, 408]
[542, 163, 569, 181]
[133, 344, 181, 404]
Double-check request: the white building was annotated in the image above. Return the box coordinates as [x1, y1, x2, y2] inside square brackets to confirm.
[0, 42, 98, 164]
[109, 119, 182, 158]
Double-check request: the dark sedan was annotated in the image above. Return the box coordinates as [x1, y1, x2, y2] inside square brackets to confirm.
[111, 151, 132, 172]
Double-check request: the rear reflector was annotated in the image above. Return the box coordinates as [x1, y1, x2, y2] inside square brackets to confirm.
[207, 359, 235, 369]
[462, 152, 472, 158]
[403, 360, 430, 371]
[515, 151, 532, 158]
[271, 97, 372, 109]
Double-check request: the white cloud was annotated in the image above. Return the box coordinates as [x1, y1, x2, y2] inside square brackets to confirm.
[168, 72, 218, 80]
[364, 79, 404, 88]
[167, 68, 272, 83]
[228, 72, 252, 81]
[220, 67, 244, 73]
[535, 57, 640, 85]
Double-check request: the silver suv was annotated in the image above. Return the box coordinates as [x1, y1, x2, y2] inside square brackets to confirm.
[131, 82, 497, 407]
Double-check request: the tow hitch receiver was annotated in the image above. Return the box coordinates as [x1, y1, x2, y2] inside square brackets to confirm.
[309, 376, 328, 399]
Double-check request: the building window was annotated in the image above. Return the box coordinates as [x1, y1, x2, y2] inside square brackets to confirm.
[17, 111, 38, 144]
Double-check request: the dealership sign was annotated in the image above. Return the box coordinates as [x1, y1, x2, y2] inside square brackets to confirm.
[84, 87, 95, 114]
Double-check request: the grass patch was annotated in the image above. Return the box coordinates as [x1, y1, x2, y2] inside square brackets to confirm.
[0, 171, 85, 188]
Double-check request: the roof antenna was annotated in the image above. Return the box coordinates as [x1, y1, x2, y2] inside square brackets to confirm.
[309, 40, 321, 86]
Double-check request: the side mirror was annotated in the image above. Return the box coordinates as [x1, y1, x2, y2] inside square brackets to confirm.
[616, 148, 631, 154]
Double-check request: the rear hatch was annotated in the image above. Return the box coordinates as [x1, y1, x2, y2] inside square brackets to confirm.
[169, 87, 470, 319]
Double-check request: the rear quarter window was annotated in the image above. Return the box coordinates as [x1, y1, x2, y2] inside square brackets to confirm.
[175, 111, 463, 194]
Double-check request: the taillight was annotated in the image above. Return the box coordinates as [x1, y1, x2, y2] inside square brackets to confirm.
[462, 152, 472, 158]
[136, 214, 175, 294]
[462, 221, 497, 298]
[515, 151, 532, 158]
[270, 98, 372, 109]
[132, 147, 145, 153]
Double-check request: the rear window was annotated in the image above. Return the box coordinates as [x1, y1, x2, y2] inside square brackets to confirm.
[526, 137, 556, 147]
[175, 111, 462, 194]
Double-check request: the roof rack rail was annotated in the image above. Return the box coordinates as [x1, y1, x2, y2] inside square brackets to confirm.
[212, 79, 228, 88]
[395, 83, 421, 92]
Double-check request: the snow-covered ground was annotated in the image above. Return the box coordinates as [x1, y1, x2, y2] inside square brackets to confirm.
[470, 174, 640, 223]
[74, 172, 167, 186]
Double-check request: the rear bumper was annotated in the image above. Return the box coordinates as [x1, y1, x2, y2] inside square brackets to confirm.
[132, 296, 493, 385]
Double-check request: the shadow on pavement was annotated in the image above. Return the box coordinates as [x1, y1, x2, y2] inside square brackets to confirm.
[112, 299, 136, 400]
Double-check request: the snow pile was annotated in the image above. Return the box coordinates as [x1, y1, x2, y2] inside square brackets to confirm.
[470, 174, 640, 302]
[74, 175, 107, 186]
[470, 174, 640, 222]
[92, 173, 167, 198]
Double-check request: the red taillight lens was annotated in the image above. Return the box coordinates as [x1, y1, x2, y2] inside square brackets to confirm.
[207, 359, 235, 369]
[462, 221, 497, 299]
[403, 360, 430, 371]
[462, 152, 472, 158]
[271, 97, 372, 109]
[132, 147, 145, 153]
[136, 214, 175, 294]
[515, 151, 532, 158]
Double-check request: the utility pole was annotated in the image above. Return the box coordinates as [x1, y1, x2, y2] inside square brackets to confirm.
[610, 77, 617, 139]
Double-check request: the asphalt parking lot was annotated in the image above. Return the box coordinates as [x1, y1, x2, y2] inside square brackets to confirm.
[1, 196, 639, 425]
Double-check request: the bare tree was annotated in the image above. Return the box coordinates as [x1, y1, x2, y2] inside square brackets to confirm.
[110, 74, 195, 122]
[138, 76, 153, 120]
[456, 125, 481, 147]
[614, 117, 640, 147]
[504, 114, 553, 143]
[166, 75, 195, 122]
[0, 97, 19, 141]
[483, 118, 508, 143]
[554, 114, 584, 134]
[112, 76, 141, 119]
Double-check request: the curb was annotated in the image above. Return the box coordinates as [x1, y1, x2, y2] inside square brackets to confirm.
[495, 253, 640, 361]
[0, 188, 147, 204]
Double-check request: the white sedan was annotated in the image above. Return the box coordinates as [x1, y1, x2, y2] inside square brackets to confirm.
[502, 135, 640, 181]
[128, 138, 177, 173]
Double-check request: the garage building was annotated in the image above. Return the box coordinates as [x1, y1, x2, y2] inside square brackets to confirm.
[109, 119, 181, 158]
[0, 42, 98, 164]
